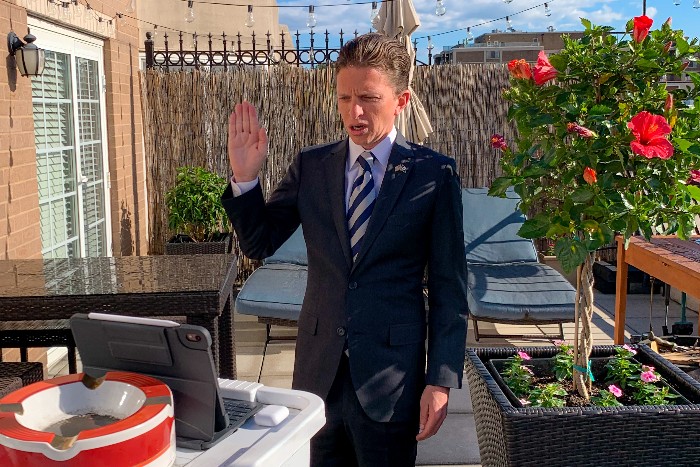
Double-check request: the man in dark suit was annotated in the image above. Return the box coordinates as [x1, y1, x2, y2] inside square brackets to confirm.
[222, 33, 468, 466]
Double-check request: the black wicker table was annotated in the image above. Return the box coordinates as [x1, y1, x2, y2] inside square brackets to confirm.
[0, 255, 237, 379]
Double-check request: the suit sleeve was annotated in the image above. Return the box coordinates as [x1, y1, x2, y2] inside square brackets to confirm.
[221, 151, 302, 260]
[425, 159, 469, 388]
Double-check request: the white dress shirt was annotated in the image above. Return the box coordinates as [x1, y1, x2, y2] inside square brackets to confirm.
[230, 127, 398, 213]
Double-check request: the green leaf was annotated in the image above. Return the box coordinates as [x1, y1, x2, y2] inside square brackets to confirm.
[676, 37, 690, 55]
[688, 185, 700, 203]
[636, 58, 661, 70]
[554, 238, 589, 273]
[517, 215, 552, 239]
[489, 177, 512, 197]
[570, 187, 594, 204]
[589, 105, 613, 116]
[581, 18, 592, 30]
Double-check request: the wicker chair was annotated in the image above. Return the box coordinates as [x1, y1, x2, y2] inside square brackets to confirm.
[463, 188, 576, 340]
[0, 361, 44, 387]
[0, 320, 77, 374]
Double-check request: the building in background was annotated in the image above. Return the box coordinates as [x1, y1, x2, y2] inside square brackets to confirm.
[434, 29, 585, 65]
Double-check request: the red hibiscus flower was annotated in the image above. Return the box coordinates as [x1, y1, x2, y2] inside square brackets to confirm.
[507, 59, 532, 80]
[567, 122, 595, 139]
[688, 170, 700, 187]
[627, 111, 674, 160]
[633, 15, 653, 43]
[583, 167, 597, 185]
[490, 134, 507, 150]
[533, 50, 557, 86]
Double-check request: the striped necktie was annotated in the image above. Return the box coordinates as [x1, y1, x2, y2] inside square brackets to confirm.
[347, 151, 376, 262]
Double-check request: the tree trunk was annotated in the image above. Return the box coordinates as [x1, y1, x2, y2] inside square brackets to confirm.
[573, 252, 595, 398]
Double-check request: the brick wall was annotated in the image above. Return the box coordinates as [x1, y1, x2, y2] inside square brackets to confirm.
[0, 1, 43, 260]
[103, 5, 148, 256]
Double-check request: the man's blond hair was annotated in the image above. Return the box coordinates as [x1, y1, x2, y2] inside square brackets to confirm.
[336, 33, 411, 94]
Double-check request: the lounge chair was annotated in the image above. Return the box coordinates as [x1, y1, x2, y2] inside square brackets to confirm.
[234, 227, 306, 347]
[462, 188, 576, 341]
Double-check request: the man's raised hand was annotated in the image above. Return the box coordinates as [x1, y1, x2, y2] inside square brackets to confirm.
[228, 101, 268, 182]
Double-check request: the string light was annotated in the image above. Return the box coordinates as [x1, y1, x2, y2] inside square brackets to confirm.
[544, 3, 551, 16]
[125, 0, 135, 14]
[504, 0, 513, 3]
[185, 0, 195, 23]
[427, 35, 434, 51]
[244, 5, 255, 28]
[674, 0, 682, 5]
[694, 0, 699, 8]
[506, 16, 513, 32]
[435, 0, 446, 16]
[370, 1, 379, 25]
[467, 27, 473, 44]
[71, 0, 82, 17]
[306, 5, 317, 29]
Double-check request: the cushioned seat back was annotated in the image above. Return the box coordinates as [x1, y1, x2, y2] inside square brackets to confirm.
[263, 226, 307, 266]
[462, 188, 538, 264]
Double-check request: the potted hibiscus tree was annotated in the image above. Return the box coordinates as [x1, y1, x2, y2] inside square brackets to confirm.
[467, 16, 700, 466]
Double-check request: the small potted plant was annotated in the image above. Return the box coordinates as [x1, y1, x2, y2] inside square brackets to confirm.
[165, 166, 232, 255]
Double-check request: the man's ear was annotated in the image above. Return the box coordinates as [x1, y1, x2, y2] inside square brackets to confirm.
[395, 90, 411, 116]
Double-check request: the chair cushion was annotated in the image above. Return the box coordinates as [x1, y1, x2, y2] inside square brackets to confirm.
[264, 226, 307, 266]
[462, 188, 538, 264]
[235, 263, 306, 321]
[467, 262, 575, 323]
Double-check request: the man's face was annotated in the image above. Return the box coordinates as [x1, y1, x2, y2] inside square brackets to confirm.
[336, 66, 410, 149]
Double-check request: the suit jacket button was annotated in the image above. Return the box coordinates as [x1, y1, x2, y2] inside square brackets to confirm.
[336, 326, 346, 337]
[348, 282, 358, 290]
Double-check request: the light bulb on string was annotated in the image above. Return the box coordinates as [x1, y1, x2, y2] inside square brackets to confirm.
[245, 5, 255, 28]
[674, 0, 681, 5]
[506, 16, 514, 32]
[694, 0, 700, 8]
[108, 19, 114, 35]
[152, 25, 159, 38]
[192, 32, 198, 49]
[435, 0, 446, 16]
[125, 0, 136, 14]
[427, 36, 434, 51]
[117, 13, 126, 26]
[370, 2, 380, 26]
[71, 0, 82, 17]
[61, 1, 72, 20]
[185, 0, 195, 23]
[467, 27, 474, 44]
[97, 17, 106, 33]
[503, 0, 513, 3]
[306, 5, 317, 29]
[544, 3, 552, 16]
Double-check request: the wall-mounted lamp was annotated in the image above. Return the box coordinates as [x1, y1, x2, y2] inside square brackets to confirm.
[7, 32, 45, 77]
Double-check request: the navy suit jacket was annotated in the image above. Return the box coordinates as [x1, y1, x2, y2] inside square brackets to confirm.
[222, 133, 468, 423]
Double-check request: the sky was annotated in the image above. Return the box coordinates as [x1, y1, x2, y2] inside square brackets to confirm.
[275, 0, 700, 63]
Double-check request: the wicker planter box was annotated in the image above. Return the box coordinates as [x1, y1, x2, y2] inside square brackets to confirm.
[165, 233, 231, 255]
[465, 345, 700, 466]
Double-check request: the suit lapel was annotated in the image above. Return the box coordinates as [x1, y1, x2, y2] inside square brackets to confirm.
[323, 139, 353, 270]
[351, 133, 414, 271]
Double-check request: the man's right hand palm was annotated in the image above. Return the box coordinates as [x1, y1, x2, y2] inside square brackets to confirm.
[228, 101, 268, 182]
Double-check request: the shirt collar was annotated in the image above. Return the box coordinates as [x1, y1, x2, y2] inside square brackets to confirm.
[347, 127, 397, 170]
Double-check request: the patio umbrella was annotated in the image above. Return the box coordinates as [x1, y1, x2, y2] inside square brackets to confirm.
[375, 0, 433, 144]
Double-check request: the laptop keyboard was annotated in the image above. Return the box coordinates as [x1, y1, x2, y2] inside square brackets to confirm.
[223, 398, 264, 430]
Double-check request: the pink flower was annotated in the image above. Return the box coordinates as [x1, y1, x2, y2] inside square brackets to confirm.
[553, 340, 565, 346]
[491, 134, 507, 150]
[567, 122, 595, 139]
[533, 50, 558, 85]
[641, 370, 659, 383]
[517, 351, 532, 360]
[627, 111, 674, 160]
[609, 384, 623, 398]
[687, 170, 700, 187]
[622, 344, 637, 355]
[633, 15, 653, 43]
[519, 398, 531, 406]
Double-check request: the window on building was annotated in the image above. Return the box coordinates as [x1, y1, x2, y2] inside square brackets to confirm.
[30, 18, 111, 258]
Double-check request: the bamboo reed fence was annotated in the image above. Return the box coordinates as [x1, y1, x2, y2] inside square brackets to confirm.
[141, 63, 515, 280]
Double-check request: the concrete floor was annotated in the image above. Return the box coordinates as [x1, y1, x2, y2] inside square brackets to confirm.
[47, 288, 699, 466]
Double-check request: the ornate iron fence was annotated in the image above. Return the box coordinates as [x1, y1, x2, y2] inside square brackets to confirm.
[144, 29, 428, 70]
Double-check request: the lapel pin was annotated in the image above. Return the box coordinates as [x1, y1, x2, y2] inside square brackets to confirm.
[395, 164, 408, 173]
